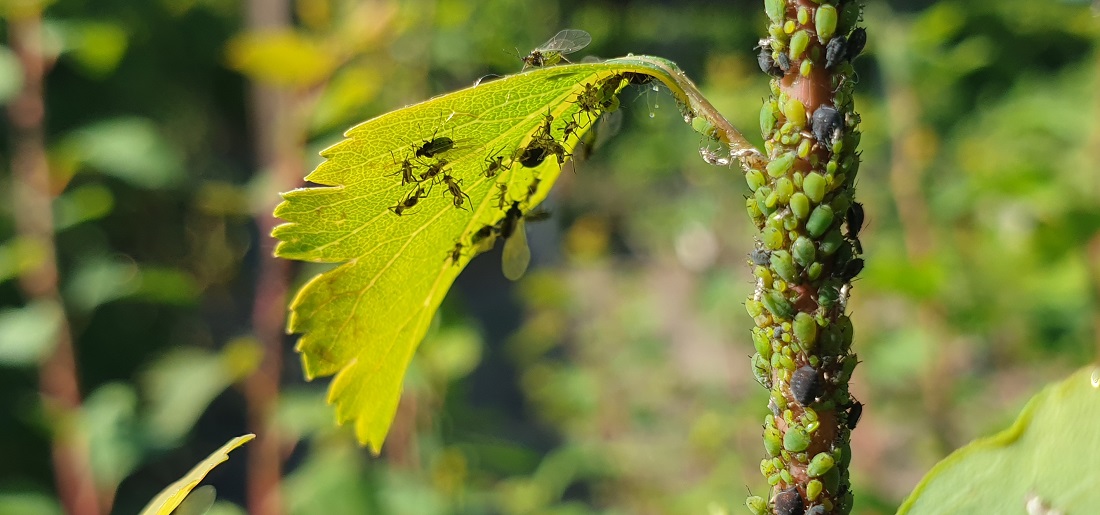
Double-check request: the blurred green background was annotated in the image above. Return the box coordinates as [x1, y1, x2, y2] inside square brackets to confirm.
[1, 0, 1099, 514]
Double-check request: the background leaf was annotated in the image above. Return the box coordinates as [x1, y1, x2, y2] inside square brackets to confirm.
[899, 366, 1100, 514]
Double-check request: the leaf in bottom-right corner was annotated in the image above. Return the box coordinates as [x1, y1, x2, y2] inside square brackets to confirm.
[898, 366, 1100, 514]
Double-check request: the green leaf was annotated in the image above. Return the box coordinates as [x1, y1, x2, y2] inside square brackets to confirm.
[898, 366, 1100, 514]
[138, 434, 254, 515]
[273, 56, 761, 452]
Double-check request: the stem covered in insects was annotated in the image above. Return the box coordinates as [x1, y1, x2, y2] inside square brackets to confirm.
[745, 1, 865, 513]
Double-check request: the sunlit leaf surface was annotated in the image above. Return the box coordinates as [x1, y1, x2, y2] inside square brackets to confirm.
[273, 56, 755, 452]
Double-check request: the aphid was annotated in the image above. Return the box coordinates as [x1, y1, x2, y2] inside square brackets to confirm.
[811, 105, 843, 148]
[500, 202, 531, 281]
[752, 353, 772, 389]
[750, 249, 771, 266]
[419, 159, 449, 182]
[757, 42, 784, 77]
[527, 177, 541, 198]
[390, 151, 419, 185]
[448, 241, 464, 265]
[846, 400, 863, 430]
[790, 365, 823, 406]
[414, 136, 454, 159]
[825, 35, 847, 69]
[471, 224, 496, 245]
[845, 202, 864, 239]
[517, 143, 549, 168]
[388, 186, 428, 216]
[441, 174, 471, 210]
[840, 257, 864, 281]
[494, 183, 510, 209]
[773, 486, 805, 515]
[484, 148, 510, 178]
[520, 29, 592, 68]
[776, 52, 791, 73]
[561, 118, 582, 140]
[846, 27, 867, 62]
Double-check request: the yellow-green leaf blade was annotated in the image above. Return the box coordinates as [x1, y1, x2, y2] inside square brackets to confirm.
[138, 434, 254, 515]
[273, 56, 758, 453]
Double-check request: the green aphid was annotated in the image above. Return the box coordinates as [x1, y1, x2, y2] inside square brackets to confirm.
[760, 103, 778, 136]
[793, 312, 818, 349]
[767, 152, 797, 178]
[818, 283, 840, 309]
[747, 198, 763, 221]
[800, 59, 813, 77]
[776, 177, 795, 203]
[807, 262, 823, 280]
[753, 328, 772, 358]
[777, 353, 796, 371]
[797, 6, 810, 25]
[816, 4, 838, 41]
[760, 457, 777, 477]
[790, 192, 811, 220]
[805, 420, 820, 433]
[792, 236, 816, 267]
[784, 427, 810, 452]
[765, 0, 786, 23]
[520, 29, 592, 68]
[767, 472, 782, 486]
[807, 452, 835, 478]
[764, 427, 783, 457]
[780, 469, 794, 485]
[746, 299, 765, 318]
[770, 250, 799, 283]
[747, 496, 769, 515]
[747, 169, 766, 191]
[783, 98, 807, 128]
[819, 228, 844, 256]
[789, 30, 810, 61]
[753, 352, 773, 388]
[806, 204, 835, 237]
[803, 172, 826, 203]
[763, 227, 785, 249]
[807, 479, 823, 502]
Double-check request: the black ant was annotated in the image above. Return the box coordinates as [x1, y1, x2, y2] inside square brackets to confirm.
[389, 186, 428, 216]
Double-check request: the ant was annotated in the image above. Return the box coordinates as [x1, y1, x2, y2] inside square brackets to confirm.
[389, 186, 429, 216]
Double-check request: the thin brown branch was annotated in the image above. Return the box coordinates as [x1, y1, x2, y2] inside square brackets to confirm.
[6, 9, 102, 515]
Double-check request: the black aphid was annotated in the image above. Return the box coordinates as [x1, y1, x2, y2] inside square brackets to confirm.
[840, 257, 864, 282]
[414, 136, 454, 159]
[774, 486, 805, 515]
[750, 249, 771, 266]
[811, 105, 843, 148]
[825, 35, 847, 70]
[846, 400, 863, 430]
[790, 365, 823, 406]
[846, 202, 864, 239]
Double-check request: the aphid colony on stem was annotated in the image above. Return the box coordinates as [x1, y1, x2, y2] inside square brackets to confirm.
[746, 1, 866, 514]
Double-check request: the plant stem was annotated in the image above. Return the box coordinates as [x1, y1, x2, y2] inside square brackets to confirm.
[746, 1, 865, 513]
[6, 8, 102, 515]
[242, 0, 298, 513]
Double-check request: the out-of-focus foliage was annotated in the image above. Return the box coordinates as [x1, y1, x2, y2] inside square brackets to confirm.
[0, 0, 1098, 514]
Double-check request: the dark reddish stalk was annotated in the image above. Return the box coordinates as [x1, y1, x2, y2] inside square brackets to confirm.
[241, 0, 296, 513]
[6, 9, 102, 515]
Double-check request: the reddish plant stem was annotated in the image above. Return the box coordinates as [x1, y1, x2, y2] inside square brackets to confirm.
[6, 10, 102, 515]
[242, 0, 297, 513]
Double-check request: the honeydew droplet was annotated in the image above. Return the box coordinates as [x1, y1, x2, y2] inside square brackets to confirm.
[1092, 368, 1100, 388]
